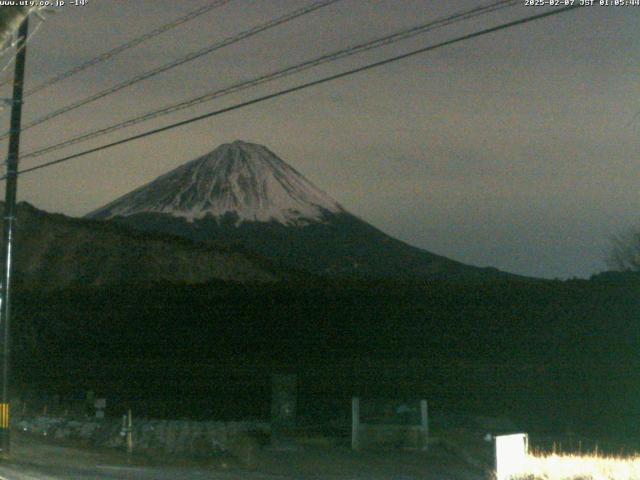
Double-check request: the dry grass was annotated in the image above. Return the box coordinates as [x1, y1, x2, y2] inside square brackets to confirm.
[512, 451, 640, 480]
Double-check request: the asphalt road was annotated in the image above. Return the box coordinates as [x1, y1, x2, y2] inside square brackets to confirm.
[0, 432, 486, 480]
[0, 463, 285, 480]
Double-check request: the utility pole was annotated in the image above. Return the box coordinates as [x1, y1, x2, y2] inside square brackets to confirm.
[0, 15, 29, 458]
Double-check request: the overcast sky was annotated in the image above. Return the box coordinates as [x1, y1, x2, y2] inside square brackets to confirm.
[0, 0, 638, 279]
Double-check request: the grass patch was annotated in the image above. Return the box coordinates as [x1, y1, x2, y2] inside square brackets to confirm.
[512, 451, 640, 480]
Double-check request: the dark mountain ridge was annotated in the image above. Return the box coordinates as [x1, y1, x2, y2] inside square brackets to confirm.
[7, 201, 290, 289]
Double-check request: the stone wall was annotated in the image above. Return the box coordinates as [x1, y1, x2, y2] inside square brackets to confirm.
[14, 415, 270, 457]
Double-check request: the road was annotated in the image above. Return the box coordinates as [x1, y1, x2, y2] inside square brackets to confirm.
[0, 463, 285, 480]
[0, 432, 486, 479]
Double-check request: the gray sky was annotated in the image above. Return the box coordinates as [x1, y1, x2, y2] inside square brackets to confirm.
[1, 0, 638, 279]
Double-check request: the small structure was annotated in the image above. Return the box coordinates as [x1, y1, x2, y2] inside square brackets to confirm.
[351, 397, 428, 450]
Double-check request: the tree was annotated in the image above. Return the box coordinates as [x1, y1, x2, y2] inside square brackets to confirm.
[607, 226, 640, 271]
[0, 7, 31, 50]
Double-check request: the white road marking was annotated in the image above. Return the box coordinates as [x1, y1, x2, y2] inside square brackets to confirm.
[96, 464, 149, 472]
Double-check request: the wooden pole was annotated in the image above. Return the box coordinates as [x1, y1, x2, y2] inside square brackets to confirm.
[126, 409, 133, 455]
[351, 397, 360, 451]
[420, 399, 429, 451]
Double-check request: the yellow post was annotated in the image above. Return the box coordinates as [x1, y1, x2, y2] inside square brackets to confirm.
[0, 403, 8, 429]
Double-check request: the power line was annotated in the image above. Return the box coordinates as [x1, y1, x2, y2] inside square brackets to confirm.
[0, 0, 342, 141]
[21, 0, 520, 162]
[5, 5, 581, 181]
[19, 0, 233, 97]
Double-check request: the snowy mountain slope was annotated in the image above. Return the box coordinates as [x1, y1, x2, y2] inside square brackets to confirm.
[87, 140, 515, 281]
[89, 140, 344, 225]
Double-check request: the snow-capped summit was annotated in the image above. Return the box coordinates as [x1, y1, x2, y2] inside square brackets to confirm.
[88, 140, 344, 225]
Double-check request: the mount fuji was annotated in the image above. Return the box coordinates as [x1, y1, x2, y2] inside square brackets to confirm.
[90, 140, 345, 226]
[88, 140, 509, 280]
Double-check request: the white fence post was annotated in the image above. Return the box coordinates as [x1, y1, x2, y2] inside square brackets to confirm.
[494, 433, 528, 480]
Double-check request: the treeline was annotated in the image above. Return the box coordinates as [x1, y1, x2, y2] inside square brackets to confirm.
[10, 273, 640, 436]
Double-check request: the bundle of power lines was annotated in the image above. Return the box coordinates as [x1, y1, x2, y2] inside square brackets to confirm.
[0, 0, 582, 180]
